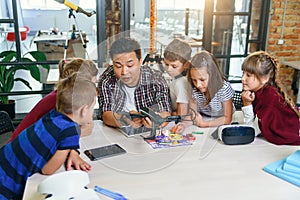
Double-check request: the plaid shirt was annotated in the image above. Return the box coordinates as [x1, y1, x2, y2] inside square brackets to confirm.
[98, 65, 171, 119]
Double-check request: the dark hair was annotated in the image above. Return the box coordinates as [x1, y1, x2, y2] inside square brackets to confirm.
[109, 37, 142, 61]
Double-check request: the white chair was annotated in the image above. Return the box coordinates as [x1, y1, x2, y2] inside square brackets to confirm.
[5, 26, 30, 50]
[38, 170, 99, 200]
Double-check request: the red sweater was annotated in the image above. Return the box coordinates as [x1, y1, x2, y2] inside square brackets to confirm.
[253, 86, 300, 145]
[8, 90, 57, 143]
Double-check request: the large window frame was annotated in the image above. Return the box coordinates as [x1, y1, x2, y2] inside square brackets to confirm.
[0, 0, 271, 101]
[20, 0, 96, 9]
[203, 0, 271, 84]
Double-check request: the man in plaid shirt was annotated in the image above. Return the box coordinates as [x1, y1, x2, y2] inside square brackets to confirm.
[98, 37, 171, 128]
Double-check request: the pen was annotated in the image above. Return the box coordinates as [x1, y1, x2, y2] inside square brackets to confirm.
[94, 185, 127, 200]
[192, 131, 204, 134]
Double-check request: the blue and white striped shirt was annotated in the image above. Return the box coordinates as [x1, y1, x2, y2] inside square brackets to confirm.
[0, 109, 80, 199]
[193, 81, 234, 117]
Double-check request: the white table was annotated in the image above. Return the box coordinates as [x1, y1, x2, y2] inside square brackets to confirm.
[282, 61, 300, 104]
[23, 121, 300, 200]
[32, 31, 89, 60]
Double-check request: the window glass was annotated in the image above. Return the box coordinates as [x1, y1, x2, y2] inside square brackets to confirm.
[235, 0, 250, 12]
[158, 0, 204, 9]
[21, 0, 95, 9]
[21, 0, 47, 8]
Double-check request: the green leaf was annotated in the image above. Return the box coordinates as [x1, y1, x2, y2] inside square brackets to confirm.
[24, 51, 50, 71]
[6, 74, 14, 92]
[6, 65, 27, 79]
[28, 64, 41, 82]
[0, 51, 17, 60]
[0, 50, 49, 103]
[25, 51, 47, 61]
[14, 78, 32, 90]
[20, 58, 40, 82]
[0, 96, 8, 104]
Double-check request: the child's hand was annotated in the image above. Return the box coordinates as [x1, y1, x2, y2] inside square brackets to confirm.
[193, 112, 205, 127]
[65, 150, 91, 172]
[241, 91, 255, 106]
[171, 123, 185, 134]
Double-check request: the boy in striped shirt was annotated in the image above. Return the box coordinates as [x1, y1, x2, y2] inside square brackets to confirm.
[0, 74, 97, 199]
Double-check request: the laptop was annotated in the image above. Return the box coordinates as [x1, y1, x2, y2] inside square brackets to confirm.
[119, 125, 152, 137]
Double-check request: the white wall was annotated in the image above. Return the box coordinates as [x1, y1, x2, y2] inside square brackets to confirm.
[22, 9, 96, 35]
[133, 0, 146, 23]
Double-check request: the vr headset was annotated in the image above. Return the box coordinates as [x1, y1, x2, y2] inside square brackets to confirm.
[213, 124, 255, 145]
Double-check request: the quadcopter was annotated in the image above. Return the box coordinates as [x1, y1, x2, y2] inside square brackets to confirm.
[117, 107, 196, 140]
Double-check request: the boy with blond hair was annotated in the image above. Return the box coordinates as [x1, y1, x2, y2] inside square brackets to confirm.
[8, 58, 98, 142]
[0, 74, 98, 199]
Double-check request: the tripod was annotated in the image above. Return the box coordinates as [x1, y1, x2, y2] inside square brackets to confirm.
[63, 9, 89, 60]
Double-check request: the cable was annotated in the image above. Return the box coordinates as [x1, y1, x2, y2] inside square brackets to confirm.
[280, 0, 288, 40]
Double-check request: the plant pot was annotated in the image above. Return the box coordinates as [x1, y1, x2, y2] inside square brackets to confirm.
[0, 100, 16, 119]
[39, 65, 49, 84]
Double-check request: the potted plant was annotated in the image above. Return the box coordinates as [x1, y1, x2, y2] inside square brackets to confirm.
[0, 50, 50, 119]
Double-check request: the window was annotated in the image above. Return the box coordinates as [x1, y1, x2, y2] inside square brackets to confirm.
[158, 0, 204, 9]
[21, 0, 95, 10]
[131, 0, 270, 91]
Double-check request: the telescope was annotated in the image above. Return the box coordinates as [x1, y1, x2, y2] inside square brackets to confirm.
[54, 0, 96, 17]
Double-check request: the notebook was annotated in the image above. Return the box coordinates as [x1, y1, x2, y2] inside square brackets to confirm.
[263, 150, 300, 187]
[119, 125, 152, 137]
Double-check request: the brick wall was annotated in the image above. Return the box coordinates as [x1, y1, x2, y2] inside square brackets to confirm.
[267, 0, 300, 100]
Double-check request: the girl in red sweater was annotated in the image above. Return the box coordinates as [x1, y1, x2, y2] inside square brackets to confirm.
[241, 51, 300, 145]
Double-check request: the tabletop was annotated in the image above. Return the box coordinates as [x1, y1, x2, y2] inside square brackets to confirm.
[23, 120, 300, 200]
[282, 61, 300, 70]
[32, 30, 89, 42]
[33, 33, 68, 42]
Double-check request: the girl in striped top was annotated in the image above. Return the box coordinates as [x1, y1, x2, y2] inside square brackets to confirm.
[188, 51, 235, 127]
